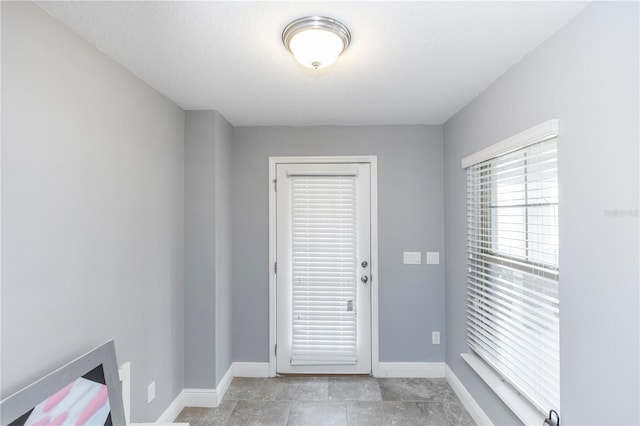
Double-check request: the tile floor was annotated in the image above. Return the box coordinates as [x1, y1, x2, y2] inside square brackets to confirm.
[175, 376, 475, 425]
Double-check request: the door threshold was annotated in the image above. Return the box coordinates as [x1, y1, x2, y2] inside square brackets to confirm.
[275, 373, 372, 377]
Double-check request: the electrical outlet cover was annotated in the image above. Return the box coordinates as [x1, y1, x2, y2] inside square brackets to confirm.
[147, 381, 155, 403]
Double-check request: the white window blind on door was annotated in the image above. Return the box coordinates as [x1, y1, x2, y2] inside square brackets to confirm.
[465, 131, 560, 413]
[290, 175, 358, 365]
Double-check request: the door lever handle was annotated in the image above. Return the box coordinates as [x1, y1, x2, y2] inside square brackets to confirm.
[361, 275, 369, 284]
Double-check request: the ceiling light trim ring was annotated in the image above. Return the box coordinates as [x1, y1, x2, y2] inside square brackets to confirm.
[282, 16, 351, 58]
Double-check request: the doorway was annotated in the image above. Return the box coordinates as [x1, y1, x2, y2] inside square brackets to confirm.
[269, 156, 379, 376]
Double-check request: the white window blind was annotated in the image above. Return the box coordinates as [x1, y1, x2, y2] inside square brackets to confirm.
[466, 132, 560, 414]
[290, 175, 358, 365]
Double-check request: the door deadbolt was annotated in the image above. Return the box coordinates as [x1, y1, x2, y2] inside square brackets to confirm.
[361, 260, 368, 268]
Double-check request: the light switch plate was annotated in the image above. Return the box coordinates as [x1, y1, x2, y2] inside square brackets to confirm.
[426, 251, 440, 264]
[403, 251, 421, 265]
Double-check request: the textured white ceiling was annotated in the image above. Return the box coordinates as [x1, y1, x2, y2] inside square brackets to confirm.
[36, 1, 588, 126]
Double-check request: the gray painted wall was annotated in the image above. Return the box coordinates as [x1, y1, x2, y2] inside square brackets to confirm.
[184, 111, 217, 388]
[1, 2, 185, 422]
[5, 1, 636, 424]
[231, 126, 445, 363]
[443, 2, 639, 425]
[213, 113, 233, 384]
[184, 110, 233, 388]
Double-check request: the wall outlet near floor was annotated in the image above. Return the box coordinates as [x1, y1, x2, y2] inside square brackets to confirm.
[147, 381, 156, 403]
[432, 331, 441, 345]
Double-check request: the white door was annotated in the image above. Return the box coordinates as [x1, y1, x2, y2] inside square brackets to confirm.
[276, 162, 371, 374]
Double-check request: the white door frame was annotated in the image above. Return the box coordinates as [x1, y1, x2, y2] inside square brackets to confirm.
[268, 155, 379, 377]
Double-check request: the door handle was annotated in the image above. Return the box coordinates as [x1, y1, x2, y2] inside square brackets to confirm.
[361, 275, 369, 284]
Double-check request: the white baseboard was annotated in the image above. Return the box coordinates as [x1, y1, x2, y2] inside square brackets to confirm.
[216, 364, 235, 405]
[235, 361, 445, 379]
[445, 364, 493, 426]
[155, 364, 235, 422]
[376, 362, 445, 378]
[178, 365, 238, 411]
[233, 362, 271, 377]
[156, 389, 185, 423]
[182, 388, 218, 408]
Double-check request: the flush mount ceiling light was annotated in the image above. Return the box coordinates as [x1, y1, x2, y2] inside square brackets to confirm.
[282, 16, 351, 70]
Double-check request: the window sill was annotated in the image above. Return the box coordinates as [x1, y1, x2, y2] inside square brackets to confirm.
[461, 353, 546, 425]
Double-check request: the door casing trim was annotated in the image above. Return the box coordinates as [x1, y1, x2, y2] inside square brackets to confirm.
[268, 155, 379, 377]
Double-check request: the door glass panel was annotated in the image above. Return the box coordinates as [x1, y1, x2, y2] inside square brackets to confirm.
[290, 176, 358, 365]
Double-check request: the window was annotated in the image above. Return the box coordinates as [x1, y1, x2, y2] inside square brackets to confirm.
[463, 120, 560, 416]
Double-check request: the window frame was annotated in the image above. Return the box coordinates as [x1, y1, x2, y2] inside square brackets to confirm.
[461, 120, 560, 424]
[485, 147, 560, 278]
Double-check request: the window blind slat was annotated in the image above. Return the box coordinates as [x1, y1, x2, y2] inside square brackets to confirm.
[468, 269, 560, 311]
[466, 303, 560, 357]
[290, 175, 358, 365]
[465, 327, 560, 389]
[466, 137, 560, 413]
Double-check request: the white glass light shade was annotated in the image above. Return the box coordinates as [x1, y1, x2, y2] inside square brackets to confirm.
[283, 17, 351, 70]
[289, 29, 344, 69]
